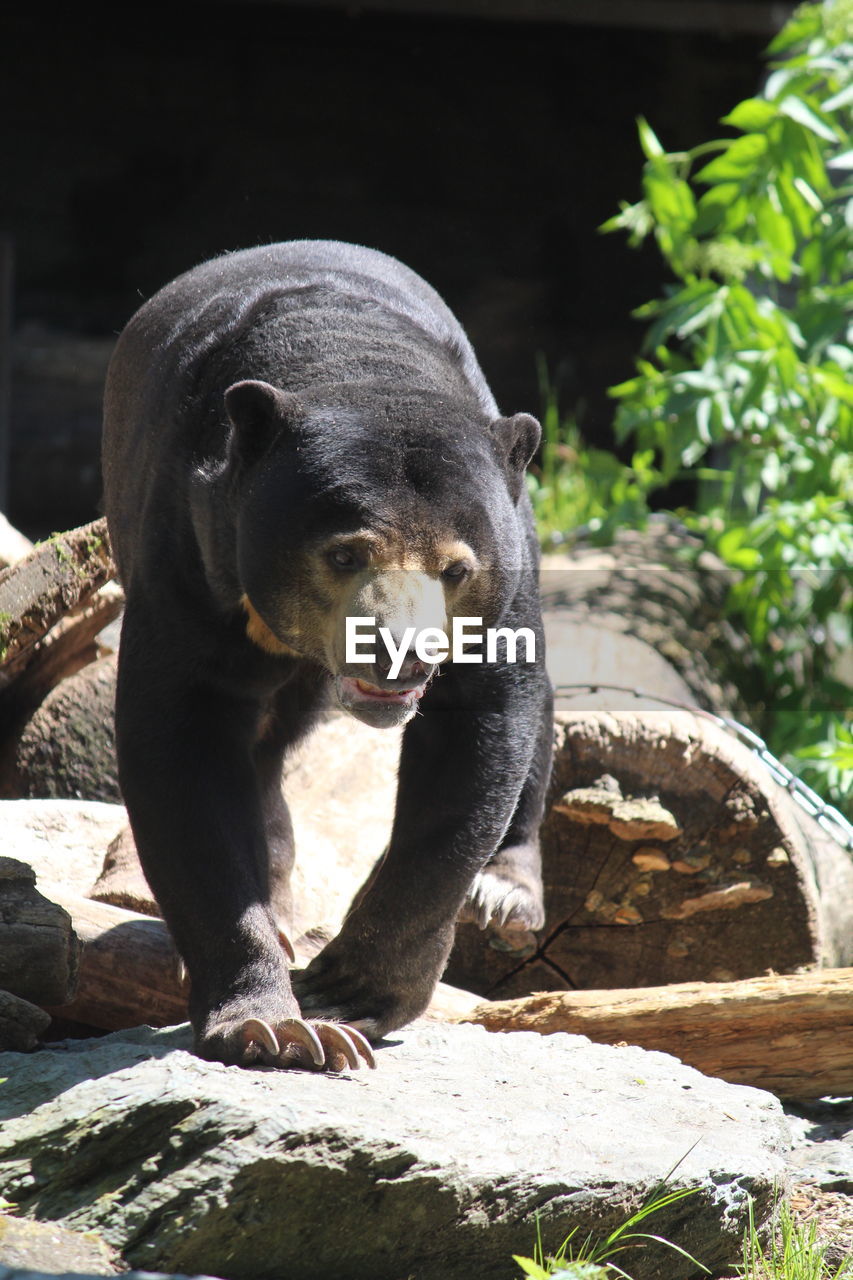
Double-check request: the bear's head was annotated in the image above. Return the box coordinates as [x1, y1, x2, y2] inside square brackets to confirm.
[215, 379, 540, 728]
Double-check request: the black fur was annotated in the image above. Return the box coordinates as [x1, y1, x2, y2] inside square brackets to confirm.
[102, 241, 552, 1065]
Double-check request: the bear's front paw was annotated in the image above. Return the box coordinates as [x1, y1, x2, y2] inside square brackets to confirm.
[293, 931, 445, 1040]
[197, 1006, 375, 1072]
[458, 844, 545, 936]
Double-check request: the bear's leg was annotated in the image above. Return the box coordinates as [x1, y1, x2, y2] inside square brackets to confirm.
[253, 711, 297, 943]
[294, 664, 551, 1037]
[459, 678, 553, 936]
[114, 609, 373, 1071]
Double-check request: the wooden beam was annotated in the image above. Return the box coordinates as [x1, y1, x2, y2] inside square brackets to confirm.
[462, 969, 853, 1099]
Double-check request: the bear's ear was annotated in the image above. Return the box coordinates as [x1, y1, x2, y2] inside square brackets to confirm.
[224, 380, 299, 468]
[489, 413, 541, 502]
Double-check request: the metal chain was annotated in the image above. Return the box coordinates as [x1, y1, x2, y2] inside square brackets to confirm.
[553, 682, 853, 853]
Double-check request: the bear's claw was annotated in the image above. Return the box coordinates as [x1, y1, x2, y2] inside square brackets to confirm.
[241, 1016, 376, 1071]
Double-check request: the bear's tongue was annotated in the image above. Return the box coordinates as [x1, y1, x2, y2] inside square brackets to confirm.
[353, 678, 422, 701]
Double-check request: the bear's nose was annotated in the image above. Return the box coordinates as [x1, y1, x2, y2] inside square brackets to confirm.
[375, 647, 429, 685]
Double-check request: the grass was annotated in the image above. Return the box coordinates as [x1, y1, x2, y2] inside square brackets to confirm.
[514, 1186, 709, 1279]
[738, 1197, 853, 1280]
[515, 1193, 853, 1280]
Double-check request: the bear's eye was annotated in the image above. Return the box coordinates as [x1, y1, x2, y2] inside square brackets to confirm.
[328, 545, 359, 570]
[442, 560, 469, 582]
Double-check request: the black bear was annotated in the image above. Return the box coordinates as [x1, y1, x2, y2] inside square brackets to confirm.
[102, 241, 553, 1071]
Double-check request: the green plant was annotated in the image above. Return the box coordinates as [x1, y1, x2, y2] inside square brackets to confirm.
[514, 1185, 709, 1279]
[526, 362, 657, 545]
[595, 0, 853, 812]
[739, 1195, 853, 1279]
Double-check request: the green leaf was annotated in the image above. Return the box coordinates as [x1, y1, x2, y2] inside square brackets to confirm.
[767, 4, 821, 53]
[513, 1258, 550, 1279]
[637, 115, 664, 159]
[823, 83, 853, 113]
[778, 95, 841, 142]
[695, 133, 768, 183]
[721, 98, 778, 131]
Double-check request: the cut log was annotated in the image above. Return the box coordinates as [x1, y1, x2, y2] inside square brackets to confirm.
[461, 968, 853, 1100]
[447, 526, 853, 998]
[0, 857, 78, 1005]
[44, 888, 189, 1030]
[539, 522, 754, 720]
[446, 707, 853, 998]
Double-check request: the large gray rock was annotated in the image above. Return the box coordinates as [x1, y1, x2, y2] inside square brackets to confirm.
[0, 1021, 789, 1280]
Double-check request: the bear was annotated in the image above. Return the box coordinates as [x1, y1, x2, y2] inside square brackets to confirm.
[102, 240, 553, 1071]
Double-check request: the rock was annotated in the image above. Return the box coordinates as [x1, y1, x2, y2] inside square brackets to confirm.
[0, 1214, 120, 1277]
[785, 1098, 853, 1193]
[0, 1021, 790, 1280]
[0, 858, 77, 1007]
[0, 799, 125, 894]
[0, 990, 51, 1052]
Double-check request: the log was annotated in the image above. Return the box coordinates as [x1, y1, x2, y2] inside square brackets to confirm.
[44, 888, 189, 1031]
[461, 968, 853, 1100]
[0, 857, 78, 1006]
[0, 518, 122, 753]
[446, 526, 853, 998]
[446, 707, 853, 998]
[42, 889, 476, 1031]
[0, 517, 115, 675]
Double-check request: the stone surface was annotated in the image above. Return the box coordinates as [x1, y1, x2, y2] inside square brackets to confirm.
[785, 1097, 853, 1193]
[0, 800, 125, 896]
[0, 1021, 789, 1280]
[0, 1214, 119, 1276]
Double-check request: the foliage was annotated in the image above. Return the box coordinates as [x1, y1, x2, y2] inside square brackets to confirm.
[738, 1195, 853, 1279]
[513, 1185, 708, 1279]
[526, 362, 658, 545]
[531, 0, 852, 813]
[513, 1192, 853, 1280]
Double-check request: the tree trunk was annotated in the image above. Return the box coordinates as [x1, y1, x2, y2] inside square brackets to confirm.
[461, 968, 853, 1100]
[446, 527, 853, 998]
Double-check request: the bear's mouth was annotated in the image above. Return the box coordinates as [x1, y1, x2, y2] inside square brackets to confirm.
[334, 675, 429, 728]
[354, 678, 424, 701]
[340, 676, 426, 704]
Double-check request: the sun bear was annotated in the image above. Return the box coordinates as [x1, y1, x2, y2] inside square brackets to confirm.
[102, 240, 553, 1071]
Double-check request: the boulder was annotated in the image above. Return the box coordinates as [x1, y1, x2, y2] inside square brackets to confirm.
[0, 1020, 790, 1280]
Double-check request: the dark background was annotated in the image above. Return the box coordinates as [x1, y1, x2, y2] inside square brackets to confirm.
[1, 1, 782, 534]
